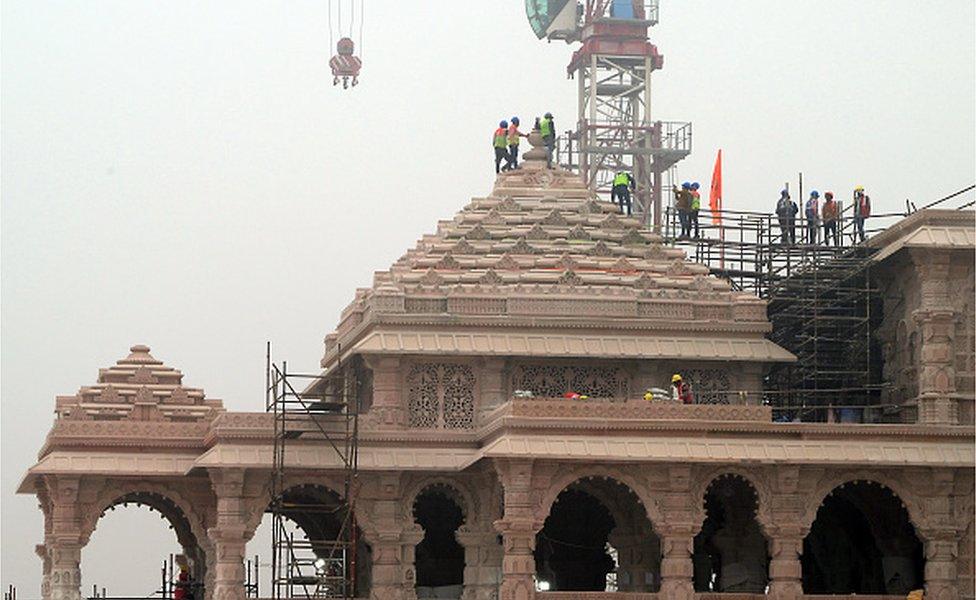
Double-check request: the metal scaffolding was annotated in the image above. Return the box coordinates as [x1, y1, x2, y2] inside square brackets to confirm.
[266, 345, 359, 599]
[663, 205, 882, 419]
[546, 0, 691, 230]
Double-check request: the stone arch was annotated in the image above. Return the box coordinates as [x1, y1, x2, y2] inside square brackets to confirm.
[403, 476, 478, 526]
[534, 466, 664, 529]
[410, 483, 468, 596]
[534, 473, 660, 592]
[802, 477, 925, 595]
[692, 473, 770, 593]
[800, 471, 926, 536]
[81, 482, 211, 591]
[692, 467, 773, 535]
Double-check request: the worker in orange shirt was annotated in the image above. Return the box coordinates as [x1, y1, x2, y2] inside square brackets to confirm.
[507, 117, 528, 170]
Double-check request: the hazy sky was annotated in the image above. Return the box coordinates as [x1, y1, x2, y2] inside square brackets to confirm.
[2, 0, 974, 594]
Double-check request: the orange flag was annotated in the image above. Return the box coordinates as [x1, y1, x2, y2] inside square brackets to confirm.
[709, 149, 722, 224]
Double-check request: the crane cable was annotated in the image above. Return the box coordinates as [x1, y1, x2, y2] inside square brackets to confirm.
[328, 0, 334, 50]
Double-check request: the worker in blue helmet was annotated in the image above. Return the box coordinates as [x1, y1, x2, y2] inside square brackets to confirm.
[805, 190, 821, 244]
[507, 117, 527, 170]
[690, 182, 702, 238]
[493, 120, 511, 174]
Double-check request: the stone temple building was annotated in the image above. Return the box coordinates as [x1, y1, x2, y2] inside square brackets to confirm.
[18, 136, 975, 600]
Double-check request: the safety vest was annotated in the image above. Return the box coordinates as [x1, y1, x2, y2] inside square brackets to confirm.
[507, 124, 520, 146]
[613, 172, 630, 187]
[493, 128, 508, 149]
[540, 116, 553, 137]
[690, 191, 701, 211]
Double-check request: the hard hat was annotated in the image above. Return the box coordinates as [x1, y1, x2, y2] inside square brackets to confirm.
[855, 185, 865, 191]
[825, 191, 834, 199]
[511, 116, 519, 125]
[499, 120, 508, 128]
[544, 112, 553, 118]
[691, 182, 700, 189]
[682, 182, 691, 189]
[671, 374, 682, 383]
[811, 190, 819, 198]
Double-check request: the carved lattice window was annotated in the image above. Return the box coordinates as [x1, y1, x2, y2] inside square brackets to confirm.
[685, 369, 732, 404]
[510, 364, 629, 399]
[406, 363, 475, 429]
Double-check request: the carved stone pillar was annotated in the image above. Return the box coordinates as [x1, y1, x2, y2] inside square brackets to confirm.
[208, 469, 248, 600]
[911, 250, 959, 425]
[659, 530, 694, 600]
[400, 525, 425, 600]
[767, 531, 804, 600]
[368, 475, 407, 600]
[365, 357, 405, 426]
[658, 466, 696, 600]
[765, 467, 809, 600]
[493, 459, 537, 600]
[921, 529, 960, 600]
[458, 528, 502, 600]
[36, 543, 51, 600]
[46, 477, 83, 600]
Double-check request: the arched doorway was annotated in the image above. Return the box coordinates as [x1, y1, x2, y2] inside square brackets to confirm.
[535, 477, 659, 592]
[412, 484, 465, 598]
[693, 474, 769, 593]
[247, 484, 371, 598]
[84, 491, 206, 597]
[802, 481, 923, 595]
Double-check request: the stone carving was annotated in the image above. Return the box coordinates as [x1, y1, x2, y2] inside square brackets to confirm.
[591, 240, 613, 256]
[495, 253, 520, 270]
[479, 269, 504, 285]
[510, 364, 630, 399]
[453, 238, 477, 255]
[436, 252, 462, 270]
[417, 268, 444, 286]
[541, 209, 569, 227]
[557, 270, 584, 287]
[482, 208, 506, 225]
[496, 196, 521, 211]
[621, 228, 647, 246]
[685, 369, 733, 405]
[567, 224, 592, 241]
[601, 213, 627, 230]
[407, 363, 475, 429]
[509, 238, 538, 255]
[526, 224, 549, 241]
[466, 224, 491, 240]
[555, 253, 578, 271]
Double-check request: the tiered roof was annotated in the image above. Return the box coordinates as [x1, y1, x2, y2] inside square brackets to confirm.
[321, 136, 790, 368]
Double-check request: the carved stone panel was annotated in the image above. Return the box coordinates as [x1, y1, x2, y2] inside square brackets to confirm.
[406, 363, 476, 429]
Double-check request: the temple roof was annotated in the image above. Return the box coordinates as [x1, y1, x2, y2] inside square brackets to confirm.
[321, 136, 784, 369]
[53, 345, 222, 423]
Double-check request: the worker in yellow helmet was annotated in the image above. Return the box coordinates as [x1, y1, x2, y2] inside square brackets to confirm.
[671, 374, 693, 404]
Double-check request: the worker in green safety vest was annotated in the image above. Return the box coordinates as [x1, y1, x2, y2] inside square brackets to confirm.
[611, 171, 635, 216]
[493, 120, 513, 174]
[539, 112, 555, 168]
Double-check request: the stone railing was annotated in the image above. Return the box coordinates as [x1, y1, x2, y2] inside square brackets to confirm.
[505, 397, 771, 422]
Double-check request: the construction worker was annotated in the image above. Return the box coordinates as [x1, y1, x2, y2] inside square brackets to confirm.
[822, 191, 839, 246]
[690, 181, 702, 238]
[853, 185, 871, 243]
[673, 182, 693, 238]
[493, 120, 511, 174]
[611, 171, 635, 216]
[671, 374, 693, 404]
[805, 190, 820, 244]
[174, 555, 194, 600]
[507, 117, 527, 170]
[776, 189, 797, 244]
[539, 112, 555, 168]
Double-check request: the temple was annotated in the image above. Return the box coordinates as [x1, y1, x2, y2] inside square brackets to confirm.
[18, 134, 976, 600]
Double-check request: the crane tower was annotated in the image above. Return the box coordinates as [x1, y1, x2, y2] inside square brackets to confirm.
[526, 0, 691, 229]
